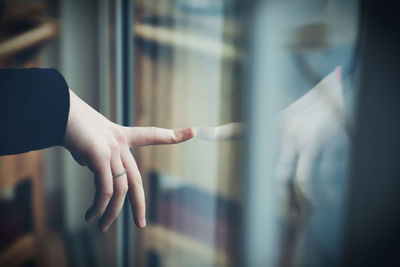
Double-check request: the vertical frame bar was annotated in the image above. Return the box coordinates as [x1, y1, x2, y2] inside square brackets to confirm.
[243, 1, 280, 266]
[122, 0, 135, 266]
[116, 0, 134, 266]
[115, 0, 123, 265]
[98, 0, 111, 120]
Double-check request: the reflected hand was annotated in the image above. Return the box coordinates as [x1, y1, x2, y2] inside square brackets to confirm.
[63, 90, 194, 231]
[276, 66, 349, 205]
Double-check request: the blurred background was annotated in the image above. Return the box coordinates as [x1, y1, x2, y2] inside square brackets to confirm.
[0, 0, 399, 267]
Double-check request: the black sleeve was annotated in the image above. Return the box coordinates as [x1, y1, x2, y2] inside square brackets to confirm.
[0, 68, 70, 155]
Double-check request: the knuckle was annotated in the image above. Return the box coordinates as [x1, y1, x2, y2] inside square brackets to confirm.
[94, 145, 111, 159]
[109, 140, 119, 153]
[87, 148, 111, 171]
[102, 188, 113, 199]
[131, 177, 143, 189]
[170, 132, 178, 143]
[100, 147, 111, 160]
[110, 124, 127, 143]
[116, 181, 129, 195]
[102, 148, 112, 160]
[95, 144, 112, 159]
[120, 183, 129, 194]
[149, 126, 157, 134]
[149, 127, 160, 140]
[114, 129, 128, 145]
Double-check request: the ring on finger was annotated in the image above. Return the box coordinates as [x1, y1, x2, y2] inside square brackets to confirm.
[112, 168, 127, 179]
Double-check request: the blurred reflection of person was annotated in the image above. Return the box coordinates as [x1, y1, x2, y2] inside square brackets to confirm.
[0, 68, 194, 232]
[260, 1, 360, 266]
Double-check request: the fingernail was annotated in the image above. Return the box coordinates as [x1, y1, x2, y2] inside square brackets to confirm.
[176, 128, 194, 141]
[85, 209, 95, 222]
[139, 218, 146, 228]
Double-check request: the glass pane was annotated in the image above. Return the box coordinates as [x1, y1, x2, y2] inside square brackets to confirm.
[133, 1, 245, 266]
[132, 0, 361, 267]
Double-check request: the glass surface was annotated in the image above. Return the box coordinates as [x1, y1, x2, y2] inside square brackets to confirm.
[132, 1, 361, 267]
[0, 0, 364, 266]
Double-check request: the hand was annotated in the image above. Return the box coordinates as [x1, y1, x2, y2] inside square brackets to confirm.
[63, 90, 194, 231]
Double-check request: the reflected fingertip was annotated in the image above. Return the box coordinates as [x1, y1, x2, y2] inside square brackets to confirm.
[192, 127, 198, 137]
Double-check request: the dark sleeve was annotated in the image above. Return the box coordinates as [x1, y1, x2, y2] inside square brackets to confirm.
[0, 68, 70, 155]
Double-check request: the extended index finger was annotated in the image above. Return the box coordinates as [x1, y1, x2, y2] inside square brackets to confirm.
[122, 126, 194, 147]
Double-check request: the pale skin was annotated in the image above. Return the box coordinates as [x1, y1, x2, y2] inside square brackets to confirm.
[63, 89, 194, 231]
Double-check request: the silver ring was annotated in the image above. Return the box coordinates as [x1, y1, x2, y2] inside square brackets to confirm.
[112, 169, 127, 179]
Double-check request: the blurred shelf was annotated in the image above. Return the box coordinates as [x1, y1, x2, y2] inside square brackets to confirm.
[145, 225, 231, 266]
[0, 151, 42, 193]
[0, 151, 45, 267]
[1, 2, 47, 20]
[135, 23, 240, 60]
[0, 234, 36, 266]
[0, 4, 56, 266]
[0, 20, 59, 58]
[40, 232, 68, 267]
